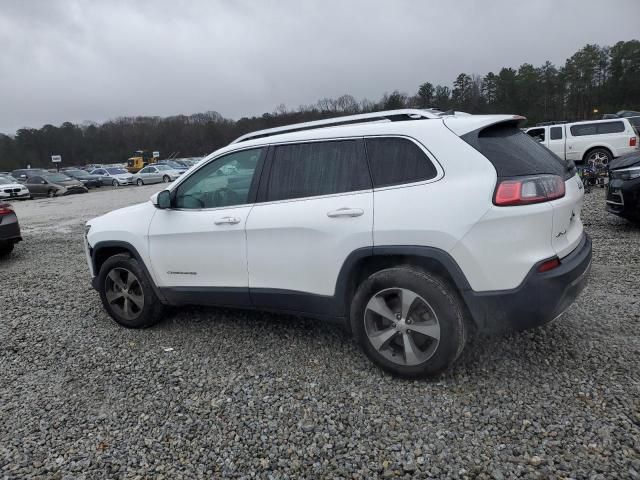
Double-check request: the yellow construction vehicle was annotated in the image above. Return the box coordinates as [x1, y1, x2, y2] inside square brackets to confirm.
[126, 150, 156, 173]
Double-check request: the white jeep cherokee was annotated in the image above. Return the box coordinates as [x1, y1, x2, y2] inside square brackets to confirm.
[84, 109, 592, 378]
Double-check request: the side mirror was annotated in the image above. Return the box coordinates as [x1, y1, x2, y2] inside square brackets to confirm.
[41, 180, 47, 184]
[155, 190, 172, 209]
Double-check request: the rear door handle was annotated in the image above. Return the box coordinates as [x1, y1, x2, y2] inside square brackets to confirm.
[327, 208, 364, 218]
[214, 216, 241, 225]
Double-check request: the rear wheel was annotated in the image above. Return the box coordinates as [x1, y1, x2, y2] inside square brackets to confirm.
[97, 254, 164, 328]
[350, 267, 467, 378]
[47, 189, 55, 198]
[585, 148, 612, 168]
[0, 242, 14, 256]
[136, 178, 144, 186]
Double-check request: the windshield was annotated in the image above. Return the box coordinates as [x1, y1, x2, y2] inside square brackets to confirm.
[45, 174, 72, 182]
[106, 168, 127, 174]
[0, 175, 18, 183]
[65, 170, 87, 177]
[155, 165, 172, 171]
[165, 161, 183, 168]
[0, 177, 13, 185]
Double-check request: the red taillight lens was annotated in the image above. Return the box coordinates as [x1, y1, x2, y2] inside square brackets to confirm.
[630, 136, 637, 147]
[0, 206, 13, 216]
[494, 174, 565, 206]
[537, 257, 560, 273]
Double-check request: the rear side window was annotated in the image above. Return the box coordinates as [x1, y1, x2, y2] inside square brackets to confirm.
[570, 121, 624, 136]
[550, 127, 563, 140]
[462, 124, 566, 178]
[266, 140, 370, 201]
[365, 137, 437, 187]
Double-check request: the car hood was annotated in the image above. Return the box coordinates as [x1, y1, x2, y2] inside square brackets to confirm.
[77, 174, 101, 180]
[0, 183, 27, 190]
[609, 151, 640, 170]
[57, 179, 85, 187]
[114, 174, 133, 179]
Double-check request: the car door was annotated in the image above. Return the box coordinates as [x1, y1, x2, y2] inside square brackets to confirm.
[547, 126, 566, 159]
[25, 176, 45, 195]
[147, 147, 266, 303]
[92, 169, 108, 185]
[245, 139, 373, 315]
[138, 166, 152, 183]
[147, 166, 162, 183]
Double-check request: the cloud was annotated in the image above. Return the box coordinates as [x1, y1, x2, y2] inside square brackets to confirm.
[0, 0, 638, 134]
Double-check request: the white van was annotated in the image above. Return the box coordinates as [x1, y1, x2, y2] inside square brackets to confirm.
[526, 118, 639, 164]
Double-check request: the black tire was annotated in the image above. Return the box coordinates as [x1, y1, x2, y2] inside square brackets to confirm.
[0, 242, 14, 256]
[136, 178, 144, 186]
[47, 189, 55, 198]
[97, 253, 164, 328]
[162, 175, 170, 183]
[112, 179, 119, 187]
[350, 267, 467, 378]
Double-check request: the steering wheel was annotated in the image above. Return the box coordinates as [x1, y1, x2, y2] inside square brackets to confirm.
[213, 187, 240, 207]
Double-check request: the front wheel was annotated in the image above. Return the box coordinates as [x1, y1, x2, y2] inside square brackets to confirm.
[162, 175, 170, 183]
[136, 178, 144, 186]
[112, 179, 119, 187]
[97, 254, 164, 328]
[350, 267, 467, 378]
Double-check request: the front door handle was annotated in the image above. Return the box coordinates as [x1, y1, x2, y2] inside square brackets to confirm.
[327, 208, 364, 218]
[214, 216, 241, 225]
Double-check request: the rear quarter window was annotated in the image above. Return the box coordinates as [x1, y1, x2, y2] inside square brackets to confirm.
[461, 123, 567, 178]
[365, 137, 437, 187]
[570, 121, 624, 136]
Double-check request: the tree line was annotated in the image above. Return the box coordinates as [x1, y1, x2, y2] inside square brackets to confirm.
[1, 40, 639, 171]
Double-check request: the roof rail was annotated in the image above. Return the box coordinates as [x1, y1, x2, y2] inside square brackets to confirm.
[231, 109, 441, 144]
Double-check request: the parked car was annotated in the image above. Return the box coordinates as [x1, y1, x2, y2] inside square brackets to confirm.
[132, 164, 182, 185]
[24, 173, 88, 197]
[62, 169, 102, 188]
[90, 168, 134, 186]
[525, 118, 639, 165]
[10, 168, 50, 183]
[156, 160, 189, 173]
[84, 109, 591, 378]
[606, 151, 640, 222]
[0, 177, 31, 200]
[0, 203, 21, 255]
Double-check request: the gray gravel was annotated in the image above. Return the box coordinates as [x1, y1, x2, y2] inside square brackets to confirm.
[1, 187, 639, 479]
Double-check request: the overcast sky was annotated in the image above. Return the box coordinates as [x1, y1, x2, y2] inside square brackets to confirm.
[1, 0, 638, 134]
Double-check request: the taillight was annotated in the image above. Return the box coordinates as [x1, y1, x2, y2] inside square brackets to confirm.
[538, 257, 560, 273]
[630, 136, 637, 147]
[0, 205, 13, 216]
[494, 174, 565, 206]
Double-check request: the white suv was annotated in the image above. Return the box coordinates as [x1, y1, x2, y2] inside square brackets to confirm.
[84, 109, 592, 377]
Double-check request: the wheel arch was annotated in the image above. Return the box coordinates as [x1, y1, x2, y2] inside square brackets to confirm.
[582, 145, 613, 162]
[91, 240, 167, 303]
[335, 246, 474, 330]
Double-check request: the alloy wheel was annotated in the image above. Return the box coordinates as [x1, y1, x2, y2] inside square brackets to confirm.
[104, 267, 145, 320]
[364, 287, 440, 366]
[588, 151, 609, 168]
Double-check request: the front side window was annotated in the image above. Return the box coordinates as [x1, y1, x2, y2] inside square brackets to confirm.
[527, 128, 546, 142]
[550, 127, 563, 140]
[265, 140, 370, 202]
[139, 167, 149, 174]
[174, 148, 262, 209]
[365, 137, 437, 187]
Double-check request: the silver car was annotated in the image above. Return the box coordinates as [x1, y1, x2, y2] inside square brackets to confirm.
[132, 165, 182, 185]
[90, 168, 134, 187]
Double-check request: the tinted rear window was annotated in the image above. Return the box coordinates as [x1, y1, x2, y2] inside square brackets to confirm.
[570, 121, 625, 136]
[462, 124, 568, 178]
[365, 137, 437, 187]
[266, 140, 370, 201]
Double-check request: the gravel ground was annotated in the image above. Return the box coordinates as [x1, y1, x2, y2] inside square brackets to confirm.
[1, 186, 639, 479]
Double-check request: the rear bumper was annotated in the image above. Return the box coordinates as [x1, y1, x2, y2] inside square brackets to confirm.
[0, 213, 22, 244]
[464, 234, 592, 333]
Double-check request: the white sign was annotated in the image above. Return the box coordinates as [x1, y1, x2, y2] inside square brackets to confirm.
[153, 151, 160, 158]
[51, 155, 62, 163]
